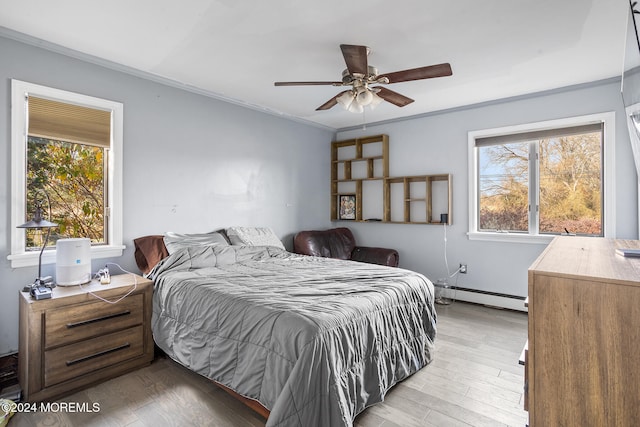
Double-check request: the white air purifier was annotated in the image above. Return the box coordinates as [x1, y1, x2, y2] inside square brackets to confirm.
[56, 238, 91, 286]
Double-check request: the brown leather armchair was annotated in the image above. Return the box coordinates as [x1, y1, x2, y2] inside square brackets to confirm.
[293, 227, 399, 267]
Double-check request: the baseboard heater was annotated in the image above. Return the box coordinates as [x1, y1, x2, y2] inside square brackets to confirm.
[446, 286, 527, 312]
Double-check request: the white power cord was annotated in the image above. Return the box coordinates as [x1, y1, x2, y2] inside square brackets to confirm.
[443, 223, 462, 278]
[437, 223, 460, 305]
[80, 262, 137, 304]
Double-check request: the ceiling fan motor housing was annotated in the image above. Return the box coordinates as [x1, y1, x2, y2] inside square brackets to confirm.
[341, 66, 379, 85]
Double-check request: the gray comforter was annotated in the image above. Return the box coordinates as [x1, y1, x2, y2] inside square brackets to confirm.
[149, 245, 436, 427]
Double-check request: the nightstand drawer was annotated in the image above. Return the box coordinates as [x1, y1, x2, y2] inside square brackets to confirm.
[43, 325, 144, 387]
[45, 293, 143, 349]
[19, 275, 154, 402]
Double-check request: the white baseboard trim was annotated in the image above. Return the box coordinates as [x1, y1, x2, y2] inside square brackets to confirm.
[449, 289, 528, 312]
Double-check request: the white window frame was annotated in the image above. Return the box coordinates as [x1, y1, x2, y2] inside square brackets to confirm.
[8, 79, 124, 268]
[625, 102, 640, 235]
[468, 112, 616, 244]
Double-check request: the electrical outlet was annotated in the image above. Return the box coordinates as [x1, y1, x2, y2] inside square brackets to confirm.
[460, 263, 467, 274]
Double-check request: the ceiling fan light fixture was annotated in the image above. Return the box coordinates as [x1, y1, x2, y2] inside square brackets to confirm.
[337, 87, 379, 113]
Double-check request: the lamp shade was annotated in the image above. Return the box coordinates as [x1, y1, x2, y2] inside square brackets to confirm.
[17, 203, 57, 228]
[369, 92, 384, 109]
[336, 91, 355, 108]
[348, 101, 364, 113]
[17, 218, 58, 228]
[356, 88, 374, 106]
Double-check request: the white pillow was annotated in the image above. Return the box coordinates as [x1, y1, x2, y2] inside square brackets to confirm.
[163, 231, 229, 254]
[225, 226, 285, 250]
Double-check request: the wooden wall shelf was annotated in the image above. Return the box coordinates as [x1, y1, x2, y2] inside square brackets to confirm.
[384, 174, 452, 224]
[331, 135, 451, 224]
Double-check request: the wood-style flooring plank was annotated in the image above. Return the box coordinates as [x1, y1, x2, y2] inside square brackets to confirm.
[10, 301, 528, 427]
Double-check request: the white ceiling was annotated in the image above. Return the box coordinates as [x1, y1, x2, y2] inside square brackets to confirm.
[0, 0, 629, 130]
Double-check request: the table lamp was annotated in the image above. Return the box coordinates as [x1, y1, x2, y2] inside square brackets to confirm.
[17, 192, 58, 296]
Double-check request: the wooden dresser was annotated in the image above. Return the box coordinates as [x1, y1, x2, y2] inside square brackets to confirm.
[526, 236, 640, 426]
[19, 274, 154, 402]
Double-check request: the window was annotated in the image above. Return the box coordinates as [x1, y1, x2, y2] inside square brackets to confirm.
[468, 113, 615, 243]
[26, 96, 111, 249]
[9, 80, 124, 268]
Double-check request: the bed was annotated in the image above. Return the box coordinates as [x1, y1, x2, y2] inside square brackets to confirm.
[134, 228, 436, 427]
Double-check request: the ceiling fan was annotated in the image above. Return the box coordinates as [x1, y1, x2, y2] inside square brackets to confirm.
[274, 44, 452, 112]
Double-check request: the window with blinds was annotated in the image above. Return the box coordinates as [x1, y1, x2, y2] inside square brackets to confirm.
[25, 96, 112, 249]
[473, 121, 604, 237]
[10, 79, 124, 267]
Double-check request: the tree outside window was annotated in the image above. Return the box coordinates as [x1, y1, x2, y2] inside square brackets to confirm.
[26, 137, 106, 250]
[478, 130, 602, 236]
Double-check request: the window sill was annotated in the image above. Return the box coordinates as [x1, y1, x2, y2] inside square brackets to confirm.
[7, 245, 126, 268]
[467, 232, 555, 245]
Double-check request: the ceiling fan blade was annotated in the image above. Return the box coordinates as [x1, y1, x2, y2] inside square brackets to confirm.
[375, 87, 414, 107]
[380, 63, 452, 84]
[340, 44, 368, 76]
[275, 81, 342, 86]
[316, 91, 350, 110]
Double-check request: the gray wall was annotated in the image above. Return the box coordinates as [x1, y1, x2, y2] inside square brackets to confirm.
[337, 79, 638, 298]
[0, 35, 333, 356]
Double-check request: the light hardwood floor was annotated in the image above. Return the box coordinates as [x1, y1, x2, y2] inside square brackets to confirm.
[11, 302, 528, 427]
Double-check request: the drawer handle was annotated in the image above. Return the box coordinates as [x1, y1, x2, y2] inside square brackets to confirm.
[66, 310, 131, 328]
[66, 343, 131, 366]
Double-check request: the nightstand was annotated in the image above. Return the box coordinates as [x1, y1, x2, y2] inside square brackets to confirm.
[18, 274, 154, 402]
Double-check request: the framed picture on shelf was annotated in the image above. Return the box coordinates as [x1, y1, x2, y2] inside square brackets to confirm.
[338, 194, 357, 220]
